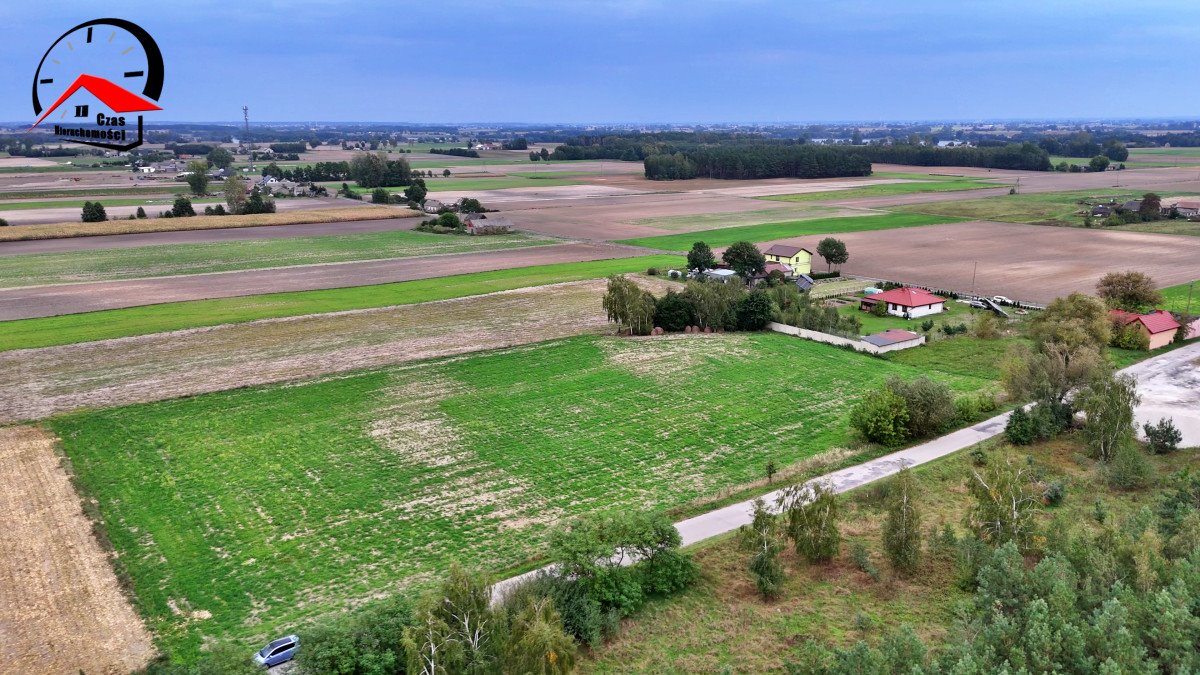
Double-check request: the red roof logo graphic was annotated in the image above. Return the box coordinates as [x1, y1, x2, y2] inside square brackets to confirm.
[30, 73, 161, 130]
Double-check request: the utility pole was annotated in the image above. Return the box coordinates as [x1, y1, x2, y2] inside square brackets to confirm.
[243, 106, 253, 172]
[971, 260, 978, 297]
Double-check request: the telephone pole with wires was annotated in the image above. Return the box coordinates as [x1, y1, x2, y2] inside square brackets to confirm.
[243, 106, 253, 172]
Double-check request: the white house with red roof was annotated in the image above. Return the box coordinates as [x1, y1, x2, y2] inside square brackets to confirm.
[860, 287, 946, 319]
[1110, 309, 1182, 350]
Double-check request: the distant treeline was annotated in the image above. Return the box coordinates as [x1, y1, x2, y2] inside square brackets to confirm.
[644, 145, 872, 180]
[502, 137, 528, 150]
[429, 147, 480, 158]
[840, 142, 1051, 171]
[262, 161, 350, 182]
[269, 142, 308, 154]
[165, 143, 216, 155]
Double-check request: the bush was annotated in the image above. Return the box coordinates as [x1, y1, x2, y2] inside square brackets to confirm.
[136, 206, 147, 219]
[295, 594, 412, 675]
[783, 482, 841, 563]
[646, 267, 659, 276]
[887, 376, 955, 438]
[954, 534, 989, 590]
[810, 270, 841, 280]
[851, 543, 882, 582]
[1144, 418, 1182, 454]
[371, 187, 389, 204]
[740, 499, 786, 599]
[954, 395, 981, 424]
[170, 196, 195, 218]
[735, 289, 773, 331]
[653, 290, 696, 332]
[1042, 481, 1066, 506]
[972, 312, 1001, 339]
[637, 548, 698, 596]
[869, 300, 888, 317]
[969, 449, 988, 467]
[1111, 322, 1150, 351]
[1104, 443, 1152, 490]
[0, 218, 8, 226]
[81, 201, 107, 222]
[920, 319, 935, 333]
[1005, 400, 1071, 445]
[849, 386, 910, 446]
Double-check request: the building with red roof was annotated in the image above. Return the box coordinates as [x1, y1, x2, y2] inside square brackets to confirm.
[859, 287, 946, 319]
[1110, 309, 1182, 350]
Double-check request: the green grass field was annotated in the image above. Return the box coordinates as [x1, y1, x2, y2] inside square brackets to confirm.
[1162, 279, 1198, 314]
[0, 230, 552, 288]
[0, 185, 192, 201]
[0, 255, 683, 351]
[49, 332, 990, 660]
[616, 213, 963, 251]
[0, 196, 221, 212]
[1128, 147, 1200, 157]
[895, 189, 1150, 226]
[758, 175, 996, 203]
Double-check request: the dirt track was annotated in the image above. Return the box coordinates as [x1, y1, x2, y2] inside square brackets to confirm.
[0, 425, 154, 674]
[0, 242, 647, 320]
[0, 278, 673, 422]
[753, 220, 1200, 304]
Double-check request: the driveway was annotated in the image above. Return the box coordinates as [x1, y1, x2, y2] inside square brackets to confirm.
[1122, 344, 1200, 447]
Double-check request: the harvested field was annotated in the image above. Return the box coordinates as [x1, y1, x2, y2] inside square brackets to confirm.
[0, 277, 678, 422]
[47, 333, 989, 660]
[0, 204, 411, 241]
[755, 220, 1200, 304]
[0, 242, 646, 320]
[0, 425, 154, 674]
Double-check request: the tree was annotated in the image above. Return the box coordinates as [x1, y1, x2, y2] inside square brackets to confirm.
[80, 201, 107, 222]
[1096, 271, 1163, 312]
[371, 187, 389, 204]
[403, 565, 502, 675]
[1078, 371, 1140, 463]
[1001, 341, 1103, 405]
[459, 197, 485, 214]
[504, 596, 576, 675]
[1103, 140, 1129, 162]
[602, 275, 656, 335]
[816, 237, 849, 272]
[1028, 293, 1111, 354]
[1138, 193, 1162, 221]
[404, 182, 427, 204]
[1144, 418, 1182, 454]
[223, 176, 248, 214]
[722, 240, 766, 279]
[735, 289, 773, 330]
[243, 187, 275, 214]
[1089, 155, 1111, 172]
[184, 160, 209, 195]
[966, 460, 1039, 552]
[436, 212, 463, 230]
[886, 376, 955, 438]
[781, 482, 841, 563]
[686, 241, 716, 273]
[170, 196, 195, 218]
[442, 168, 451, 178]
[883, 468, 922, 576]
[739, 498, 786, 599]
[135, 206, 147, 219]
[206, 146, 234, 169]
[653, 291, 695, 332]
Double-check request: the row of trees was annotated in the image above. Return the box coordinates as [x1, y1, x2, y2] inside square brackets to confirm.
[644, 145, 872, 180]
[430, 147, 480, 158]
[841, 141, 1052, 171]
[603, 275, 774, 335]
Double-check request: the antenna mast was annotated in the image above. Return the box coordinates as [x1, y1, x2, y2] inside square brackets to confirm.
[243, 106, 253, 171]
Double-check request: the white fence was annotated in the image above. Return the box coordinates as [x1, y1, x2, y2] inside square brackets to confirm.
[767, 322, 925, 355]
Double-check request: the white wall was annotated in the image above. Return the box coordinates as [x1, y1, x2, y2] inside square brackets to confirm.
[886, 303, 944, 319]
[767, 323, 924, 355]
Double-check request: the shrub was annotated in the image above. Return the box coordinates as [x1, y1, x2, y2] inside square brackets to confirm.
[1111, 322, 1150, 351]
[849, 386, 910, 446]
[972, 312, 1001, 339]
[0, 218, 8, 226]
[81, 201, 107, 222]
[1104, 442, 1152, 490]
[955, 395, 981, 424]
[851, 543, 882, 582]
[887, 376, 955, 438]
[954, 533, 989, 590]
[735, 289, 773, 331]
[869, 300, 888, 317]
[1042, 481, 1066, 507]
[170, 196, 195, 218]
[920, 319, 935, 333]
[504, 596, 577, 675]
[1144, 418, 1182, 454]
[969, 449, 988, 467]
[740, 499, 786, 599]
[135, 206, 147, 219]
[371, 187, 389, 204]
[637, 548, 698, 596]
[295, 594, 412, 675]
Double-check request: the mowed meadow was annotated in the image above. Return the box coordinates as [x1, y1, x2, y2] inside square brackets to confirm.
[49, 332, 991, 660]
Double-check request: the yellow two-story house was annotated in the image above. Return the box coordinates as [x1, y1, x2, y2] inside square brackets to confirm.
[762, 244, 812, 275]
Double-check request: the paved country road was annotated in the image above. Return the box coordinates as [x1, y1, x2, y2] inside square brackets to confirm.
[492, 340, 1200, 601]
[0, 242, 646, 320]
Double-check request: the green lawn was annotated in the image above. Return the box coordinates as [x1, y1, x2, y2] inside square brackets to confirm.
[49, 332, 990, 660]
[0, 185, 192, 201]
[0, 230, 552, 288]
[617, 213, 964, 251]
[0, 255, 683, 351]
[1128, 147, 1200, 157]
[0, 196, 221, 211]
[1162, 279, 1198, 314]
[758, 176, 996, 203]
[835, 298, 983, 337]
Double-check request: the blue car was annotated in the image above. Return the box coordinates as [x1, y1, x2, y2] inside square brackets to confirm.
[254, 635, 299, 668]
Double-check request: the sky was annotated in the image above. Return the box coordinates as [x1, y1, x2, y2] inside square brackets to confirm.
[2, 0, 1199, 124]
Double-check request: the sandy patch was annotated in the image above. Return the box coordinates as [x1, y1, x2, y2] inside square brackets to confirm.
[0, 425, 154, 674]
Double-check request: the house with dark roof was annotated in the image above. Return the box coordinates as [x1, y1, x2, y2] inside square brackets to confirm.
[750, 261, 794, 285]
[762, 244, 812, 275]
[465, 215, 514, 234]
[1110, 309, 1181, 350]
[859, 287, 946, 319]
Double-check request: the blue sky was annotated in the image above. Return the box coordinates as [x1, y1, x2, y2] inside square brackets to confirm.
[3, 0, 1198, 124]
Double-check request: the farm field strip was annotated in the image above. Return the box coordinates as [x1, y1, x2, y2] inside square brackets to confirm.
[0, 277, 680, 422]
[0, 230, 553, 288]
[0, 185, 193, 200]
[47, 332, 991, 660]
[0, 255, 684, 351]
[616, 212, 964, 251]
[758, 175, 995, 203]
[895, 188, 1200, 227]
[331, 177, 586, 193]
[0, 196, 223, 211]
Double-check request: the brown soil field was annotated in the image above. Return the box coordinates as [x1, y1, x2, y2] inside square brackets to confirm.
[751, 220, 1200, 304]
[0, 277, 674, 422]
[0, 204, 411, 242]
[0, 242, 643, 320]
[0, 425, 154, 674]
